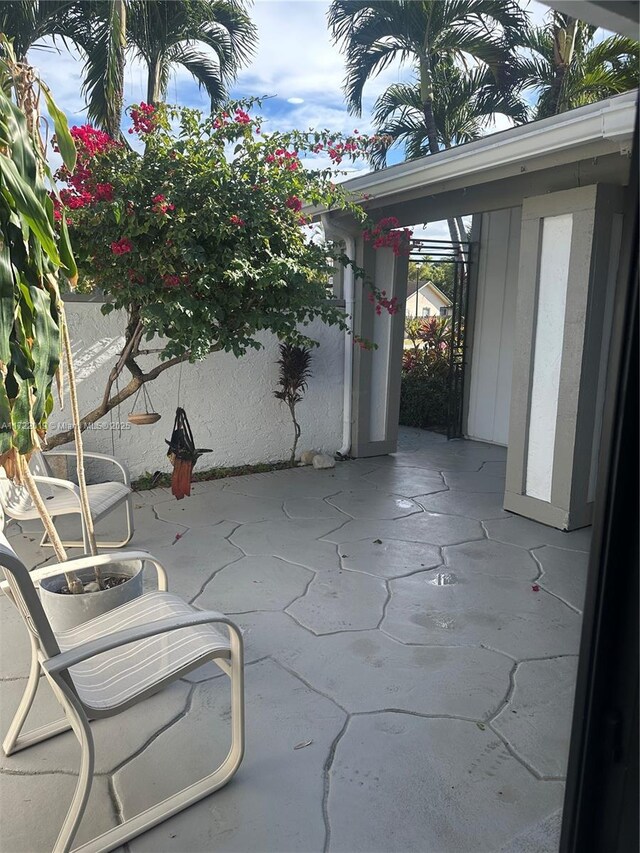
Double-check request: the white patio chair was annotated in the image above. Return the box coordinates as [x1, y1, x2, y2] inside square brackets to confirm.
[0, 535, 245, 853]
[0, 450, 134, 550]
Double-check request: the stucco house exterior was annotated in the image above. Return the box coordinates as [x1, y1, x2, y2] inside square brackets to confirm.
[319, 89, 637, 531]
[405, 280, 453, 318]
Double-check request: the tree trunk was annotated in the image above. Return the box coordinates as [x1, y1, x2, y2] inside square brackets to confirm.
[60, 308, 98, 563]
[288, 402, 301, 464]
[18, 456, 83, 593]
[419, 58, 440, 156]
[147, 55, 163, 105]
[105, 0, 127, 137]
[549, 15, 579, 115]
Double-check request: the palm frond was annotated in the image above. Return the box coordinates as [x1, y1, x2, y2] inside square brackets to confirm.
[164, 43, 226, 107]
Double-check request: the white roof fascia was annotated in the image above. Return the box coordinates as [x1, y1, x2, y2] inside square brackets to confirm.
[314, 92, 636, 211]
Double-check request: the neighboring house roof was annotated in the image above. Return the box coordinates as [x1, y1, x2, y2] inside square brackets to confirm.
[310, 91, 636, 218]
[406, 280, 452, 306]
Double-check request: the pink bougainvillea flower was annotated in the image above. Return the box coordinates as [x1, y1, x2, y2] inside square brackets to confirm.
[95, 182, 114, 201]
[129, 102, 156, 135]
[229, 215, 245, 226]
[162, 273, 181, 288]
[234, 109, 251, 124]
[111, 237, 133, 255]
[285, 195, 302, 212]
[152, 193, 175, 214]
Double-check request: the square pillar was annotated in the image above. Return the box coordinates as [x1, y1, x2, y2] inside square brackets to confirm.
[351, 241, 409, 456]
[505, 184, 624, 530]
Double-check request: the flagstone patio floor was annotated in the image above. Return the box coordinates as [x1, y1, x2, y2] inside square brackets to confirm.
[0, 428, 591, 853]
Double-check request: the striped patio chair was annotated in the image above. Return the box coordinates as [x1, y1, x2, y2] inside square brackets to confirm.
[0, 533, 245, 853]
[0, 450, 134, 550]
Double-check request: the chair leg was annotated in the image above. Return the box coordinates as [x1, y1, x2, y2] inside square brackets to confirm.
[3, 632, 76, 755]
[3, 634, 41, 755]
[46, 677, 96, 853]
[69, 633, 245, 853]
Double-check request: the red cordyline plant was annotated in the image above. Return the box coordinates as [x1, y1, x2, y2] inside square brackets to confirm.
[403, 316, 452, 377]
[47, 98, 406, 446]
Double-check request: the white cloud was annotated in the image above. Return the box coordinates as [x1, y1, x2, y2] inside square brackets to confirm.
[287, 97, 305, 104]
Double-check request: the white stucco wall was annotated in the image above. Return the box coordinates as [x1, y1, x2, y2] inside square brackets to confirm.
[52, 302, 345, 478]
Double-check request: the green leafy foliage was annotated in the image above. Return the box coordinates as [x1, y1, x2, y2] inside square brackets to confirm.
[399, 316, 452, 431]
[60, 100, 374, 365]
[0, 43, 75, 465]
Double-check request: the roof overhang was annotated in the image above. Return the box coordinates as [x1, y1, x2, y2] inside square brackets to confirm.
[541, 1, 640, 40]
[311, 92, 637, 220]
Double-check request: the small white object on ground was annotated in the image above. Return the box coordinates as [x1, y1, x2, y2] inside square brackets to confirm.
[299, 450, 318, 465]
[83, 581, 101, 593]
[312, 453, 336, 470]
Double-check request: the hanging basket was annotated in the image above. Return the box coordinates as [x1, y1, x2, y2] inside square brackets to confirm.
[165, 407, 212, 500]
[128, 412, 161, 425]
[128, 384, 161, 426]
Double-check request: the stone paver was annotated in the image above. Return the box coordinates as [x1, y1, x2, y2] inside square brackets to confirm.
[155, 489, 287, 526]
[328, 714, 563, 853]
[195, 555, 313, 612]
[118, 659, 346, 853]
[416, 488, 510, 520]
[339, 537, 442, 579]
[286, 568, 388, 633]
[534, 546, 589, 612]
[326, 490, 424, 519]
[382, 570, 582, 659]
[485, 516, 591, 552]
[0, 429, 590, 853]
[493, 657, 579, 778]
[443, 470, 508, 493]
[443, 539, 541, 581]
[326, 513, 485, 547]
[360, 466, 446, 497]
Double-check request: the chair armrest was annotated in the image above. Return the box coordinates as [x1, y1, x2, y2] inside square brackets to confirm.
[32, 475, 81, 498]
[45, 451, 131, 486]
[16, 550, 169, 592]
[42, 610, 241, 675]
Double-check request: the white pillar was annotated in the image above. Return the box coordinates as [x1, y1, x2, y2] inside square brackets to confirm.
[504, 184, 624, 530]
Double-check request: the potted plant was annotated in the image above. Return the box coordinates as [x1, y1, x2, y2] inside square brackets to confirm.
[0, 40, 142, 630]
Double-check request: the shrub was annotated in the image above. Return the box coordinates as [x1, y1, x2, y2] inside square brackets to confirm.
[399, 316, 452, 431]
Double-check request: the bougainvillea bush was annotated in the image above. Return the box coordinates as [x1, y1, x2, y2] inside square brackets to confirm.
[49, 100, 407, 445]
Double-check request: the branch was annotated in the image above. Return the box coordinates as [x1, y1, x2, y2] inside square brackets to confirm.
[45, 343, 221, 450]
[46, 351, 192, 449]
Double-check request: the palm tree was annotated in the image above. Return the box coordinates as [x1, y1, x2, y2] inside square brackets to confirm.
[329, 0, 527, 159]
[329, 0, 527, 244]
[516, 11, 639, 119]
[0, 0, 257, 135]
[370, 60, 527, 168]
[0, 1, 126, 135]
[111, 0, 256, 107]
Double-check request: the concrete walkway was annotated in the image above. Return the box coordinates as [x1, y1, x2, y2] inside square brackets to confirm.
[0, 428, 591, 852]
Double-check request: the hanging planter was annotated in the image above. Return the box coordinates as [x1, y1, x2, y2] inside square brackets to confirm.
[128, 383, 161, 425]
[166, 407, 211, 499]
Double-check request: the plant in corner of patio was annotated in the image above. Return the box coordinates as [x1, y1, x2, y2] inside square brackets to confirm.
[0, 37, 103, 594]
[274, 343, 312, 464]
[47, 98, 402, 448]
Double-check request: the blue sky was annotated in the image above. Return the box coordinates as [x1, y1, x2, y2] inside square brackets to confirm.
[30, 0, 562, 238]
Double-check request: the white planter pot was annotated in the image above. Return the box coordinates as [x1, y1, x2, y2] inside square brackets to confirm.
[39, 560, 144, 633]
